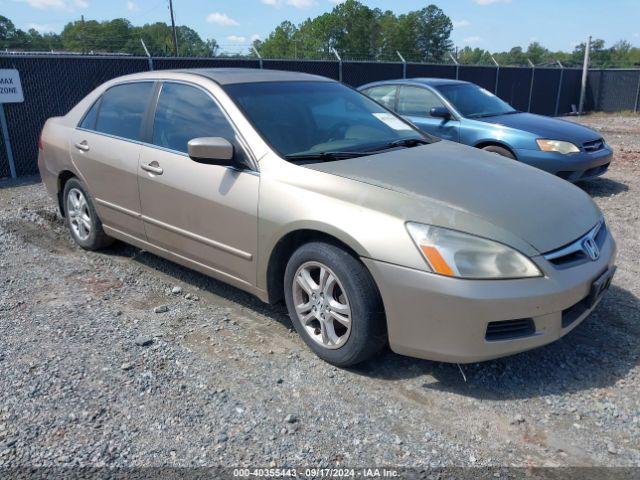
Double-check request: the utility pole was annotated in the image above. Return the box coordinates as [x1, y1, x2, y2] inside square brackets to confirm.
[168, 0, 178, 57]
[80, 15, 86, 54]
[578, 35, 591, 115]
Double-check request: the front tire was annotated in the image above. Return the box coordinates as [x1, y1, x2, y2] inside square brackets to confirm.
[284, 242, 386, 367]
[481, 145, 516, 159]
[63, 178, 113, 250]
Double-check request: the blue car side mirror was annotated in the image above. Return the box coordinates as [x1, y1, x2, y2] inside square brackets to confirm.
[430, 107, 451, 119]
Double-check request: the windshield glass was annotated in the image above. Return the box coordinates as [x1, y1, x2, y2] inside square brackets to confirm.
[224, 81, 430, 158]
[436, 83, 516, 118]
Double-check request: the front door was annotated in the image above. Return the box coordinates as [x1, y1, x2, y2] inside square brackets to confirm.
[137, 82, 259, 287]
[69, 82, 155, 239]
[397, 85, 459, 142]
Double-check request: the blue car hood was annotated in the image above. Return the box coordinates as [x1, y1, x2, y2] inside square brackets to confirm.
[478, 112, 601, 144]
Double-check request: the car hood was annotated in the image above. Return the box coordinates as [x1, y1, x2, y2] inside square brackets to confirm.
[305, 141, 601, 254]
[477, 112, 601, 144]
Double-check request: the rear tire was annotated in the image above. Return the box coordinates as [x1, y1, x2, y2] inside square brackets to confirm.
[284, 241, 387, 367]
[481, 145, 516, 159]
[63, 178, 114, 250]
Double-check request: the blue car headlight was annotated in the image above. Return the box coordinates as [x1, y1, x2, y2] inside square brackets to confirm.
[536, 139, 580, 154]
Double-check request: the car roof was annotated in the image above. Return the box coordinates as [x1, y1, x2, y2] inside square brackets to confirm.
[359, 78, 471, 89]
[178, 68, 334, 85]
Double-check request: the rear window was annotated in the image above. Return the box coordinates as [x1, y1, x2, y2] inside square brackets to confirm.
[94, 82, 154, 141]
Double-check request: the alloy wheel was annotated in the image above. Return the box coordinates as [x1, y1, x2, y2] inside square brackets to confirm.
[292, 261, 352, 349]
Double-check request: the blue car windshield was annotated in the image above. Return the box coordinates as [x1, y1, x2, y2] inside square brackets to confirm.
[224, 81, 430, 159]
[436, 84, 516, 118]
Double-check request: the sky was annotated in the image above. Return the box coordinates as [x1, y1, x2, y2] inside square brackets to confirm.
[2, 0, 640, 54]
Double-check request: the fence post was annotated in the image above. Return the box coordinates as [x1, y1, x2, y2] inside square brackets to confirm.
[449, 52, 459, 80]
[527, 58, 535, 113]
[331, 47, 342, 83]
[554, 60, 564, 116]
[578, 35, 591, 115]
[396, 51, 407, 79]
[634, 70, 640, 113]
[140, 39, 153, 71]
[252, 45, 263, 69]
[0, 105, 17, 179]
[490, 55, 499, 94]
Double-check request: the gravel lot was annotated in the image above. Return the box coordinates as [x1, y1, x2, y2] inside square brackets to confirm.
[1, 113, 639, 471]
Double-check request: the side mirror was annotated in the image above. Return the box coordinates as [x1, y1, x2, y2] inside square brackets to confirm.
[188, 137, 235, 166]
[430, 107, 451, 119]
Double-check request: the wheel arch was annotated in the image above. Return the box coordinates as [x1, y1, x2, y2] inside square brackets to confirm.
[57, 170, 77, 217]
[473, 140, 518, 159]
[265, 228, 367, 305]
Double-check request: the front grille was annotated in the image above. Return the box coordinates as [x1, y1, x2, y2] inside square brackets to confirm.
[485, 318, 536, 341]
[545, 221, 607, 268]
[583, 138, 605, 152]
[562, 296, 589, 328]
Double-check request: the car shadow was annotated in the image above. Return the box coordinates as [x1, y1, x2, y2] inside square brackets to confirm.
[577, 177, 629, 197]
[352, 284, 640, 400]
[104, 242, 293, 330]
[103, 242, 639, 401]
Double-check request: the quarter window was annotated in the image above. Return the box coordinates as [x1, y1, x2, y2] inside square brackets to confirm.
[94, 82, 154, 141]
[79, 98, 101, 130]
[397, 86, 445, 117]
[364, 85, 397, 110]
[152, 82, 236, 154]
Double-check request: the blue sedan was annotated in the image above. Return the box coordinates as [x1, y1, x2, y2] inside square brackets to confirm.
[359, 78, 613, 182]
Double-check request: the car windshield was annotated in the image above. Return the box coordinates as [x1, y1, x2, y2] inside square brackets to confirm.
[436, 83, 516, 118]
[224, 81, 431, 159]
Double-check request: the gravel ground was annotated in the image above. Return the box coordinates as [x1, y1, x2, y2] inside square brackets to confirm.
[1, 114, 639, 471]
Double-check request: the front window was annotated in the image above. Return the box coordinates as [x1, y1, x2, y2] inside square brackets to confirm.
[436, 83, 516, 118]
[397, 86, 446, 117]
[224, 81, 429, 159]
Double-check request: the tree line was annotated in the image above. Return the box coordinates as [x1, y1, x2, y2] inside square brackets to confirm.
[0, 15, 218, 57]
[1, 0, 639, 67]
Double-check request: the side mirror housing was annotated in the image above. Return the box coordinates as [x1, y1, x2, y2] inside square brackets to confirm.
[188, 137, 235, 166]
[430, 107, 451, 119]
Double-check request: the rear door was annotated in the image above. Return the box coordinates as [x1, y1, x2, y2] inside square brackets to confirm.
[70, 82, 155, 240]
[137, 81, 259, 287]
[397, 86, 459, 142]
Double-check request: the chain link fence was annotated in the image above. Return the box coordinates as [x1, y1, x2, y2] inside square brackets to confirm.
[1, 53, 630, 179]
[587, 69, 640, 112]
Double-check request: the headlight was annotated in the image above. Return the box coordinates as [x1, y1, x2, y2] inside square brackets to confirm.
[406, 223, 542, 279]
[536, 139, 580, 154]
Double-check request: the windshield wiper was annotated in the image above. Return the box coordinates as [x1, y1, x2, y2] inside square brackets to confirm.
[284, 151, 372, 162]
[468, 110, 519, 119]
[364, 137, 430, 152]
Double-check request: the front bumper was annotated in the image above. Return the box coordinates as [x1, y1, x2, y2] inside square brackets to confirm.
[363, 232, 617, 363]
[514, 147, 613, 182]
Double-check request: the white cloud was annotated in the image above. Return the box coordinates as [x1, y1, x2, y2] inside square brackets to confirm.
[463, 36, 482, 45]
[473, 0, 511, 5]
[328, 0, 345, 4]
[206, 12, 240, 26]
[287, 0, 315, 7]
[226, 35, 247, 43]
[126, 0, 138, 11]
[16, 0, 87, 9]
[262, 0, 316, 8]
[453, 19, 471, 28]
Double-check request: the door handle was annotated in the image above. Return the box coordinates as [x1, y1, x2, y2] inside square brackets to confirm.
[74, 141, 90, 152]
[141, 162, 163, 175]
